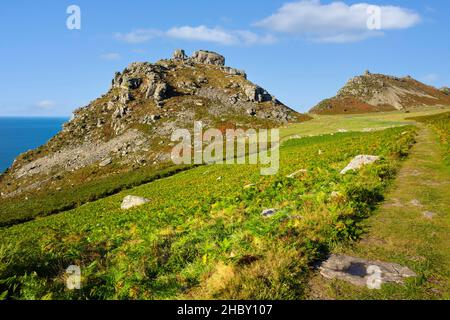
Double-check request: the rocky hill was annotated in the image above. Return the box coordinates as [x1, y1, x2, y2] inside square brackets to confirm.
[0, 50, 309, 199]
[310, 71, 450, 115]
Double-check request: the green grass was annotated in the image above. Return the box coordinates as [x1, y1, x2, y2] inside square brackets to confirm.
[0, 164, 194, 227]
[280, 106, 450, 139]
[408, 111, 450, 164]
[0, 126, 417, 299]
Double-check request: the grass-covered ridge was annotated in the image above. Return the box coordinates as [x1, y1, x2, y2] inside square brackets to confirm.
[407, 111, 450, 164]
[0, 164, 194, 227]
[0, 126, 416, 299]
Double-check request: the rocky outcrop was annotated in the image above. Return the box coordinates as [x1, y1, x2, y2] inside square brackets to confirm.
[244, 84, 273, 103]
[192, 50, 225, 66]
[440, 87, 450, 95]
[222, 66, 247, 79]
[172, 49, 187, 61]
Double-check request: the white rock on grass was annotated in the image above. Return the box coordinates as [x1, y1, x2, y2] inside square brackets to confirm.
[121, 195, 150, 210]
[423, 211, 436, 219]
[340, 155, 380, 174]
[261, 208, 277, 218]
[286, 169, 307, 178]
[99, 157, 112, 167]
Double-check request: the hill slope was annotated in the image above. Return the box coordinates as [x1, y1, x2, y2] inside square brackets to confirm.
[310, 71, 450, 115]
[0, 126, 417, 299]
[0, 50, 309, 222]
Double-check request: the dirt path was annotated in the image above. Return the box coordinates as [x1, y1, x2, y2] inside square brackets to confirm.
[308, 125, 450, 299]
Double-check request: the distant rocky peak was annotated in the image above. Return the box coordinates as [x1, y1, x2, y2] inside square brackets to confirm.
[311, 71, 450, 115]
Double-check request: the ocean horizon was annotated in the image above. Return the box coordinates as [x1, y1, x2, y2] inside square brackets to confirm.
[0, 116, 68, 173]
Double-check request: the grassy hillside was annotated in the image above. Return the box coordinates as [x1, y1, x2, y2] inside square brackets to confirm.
[0, 126, 416, 299]
[0, 164, 193, 227]
[282, 106, 449, 139]
[1, 107, 445, 228]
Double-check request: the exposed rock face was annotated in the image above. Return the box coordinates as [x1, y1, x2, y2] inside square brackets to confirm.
[222, 66, 247, 79]
[319, 254, 416, 288]
[244, 85, 273, 103]
[153, 82, 169, 101]
[121, 195, 150, 210]
[1, 49, 309, 198]
[192, 50, 225, 66]
[440, 87, 450, 95]
[172, 49, 187, 61]
[310, 72, 450, 114]
[14, 129, 146, 179]
[340, 155, 380, 174]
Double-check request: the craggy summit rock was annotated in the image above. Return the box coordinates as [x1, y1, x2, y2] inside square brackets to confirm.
[191, 50, 225, 66]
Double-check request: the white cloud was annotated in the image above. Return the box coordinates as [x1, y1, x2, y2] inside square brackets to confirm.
[167, 26, 237, 45]
[255, 0, 421, 43]
[36, 100, 55, 109]
[100, 52, 121, 60]
[116, 26, 276, 46]
[114, 29, 162, 44]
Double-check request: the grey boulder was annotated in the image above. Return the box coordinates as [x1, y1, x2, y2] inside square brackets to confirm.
[319, 254, 416, 288]
[340, 155, 380, 174]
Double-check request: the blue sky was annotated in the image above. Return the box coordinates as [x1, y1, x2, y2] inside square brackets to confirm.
[0, 0, 449, 116]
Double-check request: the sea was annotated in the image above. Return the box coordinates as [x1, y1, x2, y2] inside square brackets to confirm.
[0, 117, 68, 173]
